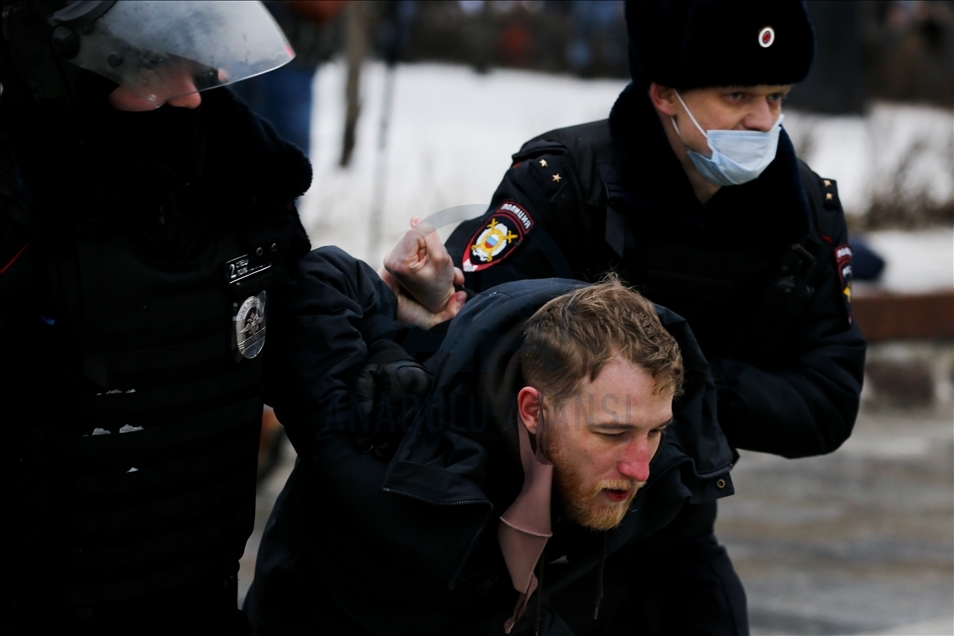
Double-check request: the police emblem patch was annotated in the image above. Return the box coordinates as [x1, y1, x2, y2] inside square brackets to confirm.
[834, 244, 853, 324]
[462, 201, 534, 272]
[235, 292, 267, 359]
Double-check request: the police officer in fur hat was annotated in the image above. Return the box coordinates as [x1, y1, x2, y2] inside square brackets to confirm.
[439, 1, 867, 633]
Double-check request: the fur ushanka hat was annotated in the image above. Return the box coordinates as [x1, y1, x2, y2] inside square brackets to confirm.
[625, 0, 816, 89]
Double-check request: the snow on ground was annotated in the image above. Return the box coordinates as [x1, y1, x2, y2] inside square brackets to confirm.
[299, 60, 953, 290]
[302, 61, 626, 266]
[863, 228, 954, 293]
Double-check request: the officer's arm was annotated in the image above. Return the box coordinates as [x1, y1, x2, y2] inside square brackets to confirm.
[711, 213, 866, 458]
[445, 142, 582, 292]
[264, 246, 401, 461]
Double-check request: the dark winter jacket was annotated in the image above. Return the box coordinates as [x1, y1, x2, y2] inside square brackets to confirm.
[0, 86, 311, 630]
[445, 83, 866, 459]
[246, 247, 734, 636]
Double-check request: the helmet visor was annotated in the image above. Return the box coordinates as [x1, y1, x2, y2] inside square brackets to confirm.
[65, 0, 293, 106]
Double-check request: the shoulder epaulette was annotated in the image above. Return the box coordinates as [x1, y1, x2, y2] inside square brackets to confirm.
[819, 176, 841, 211]
[511, 139, 567, 166]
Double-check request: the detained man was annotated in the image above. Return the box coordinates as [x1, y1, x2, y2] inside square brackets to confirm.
[244, 224, 735, 635]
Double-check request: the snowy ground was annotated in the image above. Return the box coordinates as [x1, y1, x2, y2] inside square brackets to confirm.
[863, 228, 954, 293]
[299, 60, 953, 292]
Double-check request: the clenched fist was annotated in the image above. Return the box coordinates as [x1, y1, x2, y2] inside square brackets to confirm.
[381, 217, 466, 324]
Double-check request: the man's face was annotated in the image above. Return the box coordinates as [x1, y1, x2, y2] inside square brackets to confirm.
[106, 61, 221, 111]
[668, 84, 792, 158]
[542, 358, 673, 531]
[108, 76, 201, 112]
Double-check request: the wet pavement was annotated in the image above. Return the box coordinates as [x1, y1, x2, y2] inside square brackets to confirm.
[717, 409, 954, 635]
[240, 407, 954, 635]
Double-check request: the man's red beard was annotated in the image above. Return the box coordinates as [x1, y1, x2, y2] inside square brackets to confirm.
[545, 432, 641, 531]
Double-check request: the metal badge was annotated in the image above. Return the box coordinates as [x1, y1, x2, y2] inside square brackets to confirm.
[235, 291, 267, 359]
[759, 26, 775, 48]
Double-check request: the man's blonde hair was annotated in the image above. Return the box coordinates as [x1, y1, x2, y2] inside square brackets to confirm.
[520, 275, 683, 407]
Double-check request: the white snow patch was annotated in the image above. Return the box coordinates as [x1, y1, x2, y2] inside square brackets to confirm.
[302, 61, 625, 265]
[862, 228, 954, 292]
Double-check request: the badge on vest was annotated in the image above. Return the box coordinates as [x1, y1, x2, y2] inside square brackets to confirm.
[235, 291, 267, 359]
[462, 201, 534, 273]
[834, 244, 853, 324]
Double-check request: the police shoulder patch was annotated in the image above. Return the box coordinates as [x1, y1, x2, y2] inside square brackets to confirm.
[462, 201, 534, 273]
[834, 243, 853, 324]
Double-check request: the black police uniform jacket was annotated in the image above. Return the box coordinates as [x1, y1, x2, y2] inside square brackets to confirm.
[245, 246, 735, 636]
[446, 83, 866, 459]
[0, 88, 311, 625]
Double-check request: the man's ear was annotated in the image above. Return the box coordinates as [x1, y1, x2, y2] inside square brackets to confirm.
[649, 82, 679, 117]
[517, 386, 541, 434]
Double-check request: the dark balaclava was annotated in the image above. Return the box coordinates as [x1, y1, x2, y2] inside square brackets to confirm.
[625, 0, 816, 90]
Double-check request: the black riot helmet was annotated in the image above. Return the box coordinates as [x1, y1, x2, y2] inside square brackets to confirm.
[1, 0, 294, 107]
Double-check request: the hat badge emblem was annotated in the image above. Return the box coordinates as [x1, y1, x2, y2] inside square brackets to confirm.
[759, 26, 775, 48]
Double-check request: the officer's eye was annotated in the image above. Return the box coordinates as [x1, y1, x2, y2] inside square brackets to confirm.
[727, 92, 745, 101]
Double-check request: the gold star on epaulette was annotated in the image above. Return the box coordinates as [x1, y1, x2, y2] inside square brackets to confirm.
[552, 174, 562, 183]
[539, 159, 548, 167]
[823, 179, 832, 187]
[825, 192, 833, 201]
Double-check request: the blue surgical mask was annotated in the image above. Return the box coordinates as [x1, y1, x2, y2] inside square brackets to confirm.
[671, 90, 784, 187]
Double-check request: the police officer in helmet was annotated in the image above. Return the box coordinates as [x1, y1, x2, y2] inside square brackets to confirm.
[443, 1, 867, 633]
[0, 1, 312, 633]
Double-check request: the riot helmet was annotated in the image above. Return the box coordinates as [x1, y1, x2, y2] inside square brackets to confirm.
[1, 0, 294, 107]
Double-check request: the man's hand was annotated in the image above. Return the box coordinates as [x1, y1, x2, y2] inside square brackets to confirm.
[383, 217, 464, 314]
[390, 284, 467, 331]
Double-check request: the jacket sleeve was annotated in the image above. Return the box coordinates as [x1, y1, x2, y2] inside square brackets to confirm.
[710, 179, 867, 458]
[445, 140, 597, 292]
[264, 246, 400, 463]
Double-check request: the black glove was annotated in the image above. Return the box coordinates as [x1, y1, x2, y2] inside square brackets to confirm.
[352, 339, 433, 461]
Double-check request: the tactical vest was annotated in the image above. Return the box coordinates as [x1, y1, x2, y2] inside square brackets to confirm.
[8, 192, 272, 609]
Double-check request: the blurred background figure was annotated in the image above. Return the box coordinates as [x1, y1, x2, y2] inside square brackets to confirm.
[850, 236, 887, 281]
[232, 1, 346, 159]
[564, 1, 626, 78]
